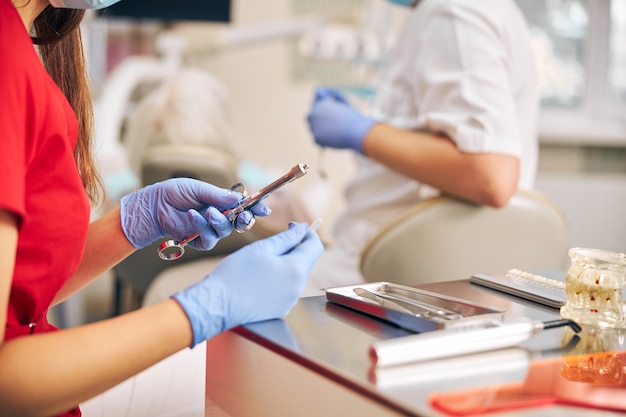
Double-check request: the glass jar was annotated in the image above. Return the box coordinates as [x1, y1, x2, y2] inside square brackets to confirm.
[560, 247, 626, 328]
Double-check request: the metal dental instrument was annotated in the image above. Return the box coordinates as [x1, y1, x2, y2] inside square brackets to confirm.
[354, 287, 416, 315]
[158, 163, 309, 261]
[354, 287, 463, 320]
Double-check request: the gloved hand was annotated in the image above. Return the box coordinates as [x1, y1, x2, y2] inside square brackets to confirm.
[306, 87, 376, 154]
[120, 178, 271, 250]
[172, 222, 324, 347]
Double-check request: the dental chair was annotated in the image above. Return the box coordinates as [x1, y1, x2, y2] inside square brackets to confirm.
[113, 144, 268, 314]
[359, 190, 571, 286]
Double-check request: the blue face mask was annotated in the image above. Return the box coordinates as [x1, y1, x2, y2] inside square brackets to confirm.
[49, 0, 122, 10]
[386, 0, 417, 6]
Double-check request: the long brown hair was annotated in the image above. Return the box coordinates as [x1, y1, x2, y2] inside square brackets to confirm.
[32, 7, 104, 205]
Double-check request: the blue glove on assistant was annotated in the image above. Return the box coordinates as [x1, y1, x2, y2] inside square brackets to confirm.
[120, 178, 271, 250]
[172, 222, 324, 347]
[306, 87, 376, 154]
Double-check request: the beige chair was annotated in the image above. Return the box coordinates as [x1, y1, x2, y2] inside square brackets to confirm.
[113, 144, 270, 313]
[359, 190, 571, 286]
[141, 144, 237, 193]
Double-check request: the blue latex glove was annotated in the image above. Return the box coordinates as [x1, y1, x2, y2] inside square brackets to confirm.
[120, 178, 271, 250]
[306, 87, 376, 154]
[172, 222, 324, 347]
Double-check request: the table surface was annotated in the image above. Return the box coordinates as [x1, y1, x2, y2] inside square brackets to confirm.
[232, 279, 626, 417]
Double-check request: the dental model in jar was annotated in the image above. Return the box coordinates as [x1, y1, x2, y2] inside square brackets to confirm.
[560, 247, 626, 328]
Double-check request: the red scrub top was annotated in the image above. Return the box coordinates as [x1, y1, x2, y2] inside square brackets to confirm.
[0, 1, 90, 415]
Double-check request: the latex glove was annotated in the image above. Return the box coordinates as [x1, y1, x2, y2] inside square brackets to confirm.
[306, 87, 376, 154]
[120, 178, 271, 250]
[172, 222, 324, 347]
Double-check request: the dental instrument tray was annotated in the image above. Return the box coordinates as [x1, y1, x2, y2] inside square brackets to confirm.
[324, 282, 505, 333]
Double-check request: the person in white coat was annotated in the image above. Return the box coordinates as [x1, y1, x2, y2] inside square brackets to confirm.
[302, 0, 539, 296]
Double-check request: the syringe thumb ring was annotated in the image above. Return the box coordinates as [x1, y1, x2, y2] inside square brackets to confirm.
[233, 211, 255, 234]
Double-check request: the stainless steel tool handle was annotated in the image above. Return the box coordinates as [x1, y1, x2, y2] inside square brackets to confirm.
[223, 163, 309, 221]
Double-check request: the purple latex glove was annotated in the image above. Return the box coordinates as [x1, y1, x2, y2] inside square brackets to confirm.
[172, 222, 324, 347]
[120, 178, 271, 250]
[306, 87, 376, 154]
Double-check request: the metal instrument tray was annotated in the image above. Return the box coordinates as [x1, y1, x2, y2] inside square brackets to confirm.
[324, 282, 505, 333]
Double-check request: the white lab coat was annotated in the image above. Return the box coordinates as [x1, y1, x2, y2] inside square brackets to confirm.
[303, 0, 539, 296]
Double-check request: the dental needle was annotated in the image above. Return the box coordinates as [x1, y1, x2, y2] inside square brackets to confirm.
[308, 218, 324, 233]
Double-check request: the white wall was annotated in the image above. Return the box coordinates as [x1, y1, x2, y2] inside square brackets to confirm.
[536, 144, 626, 254]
